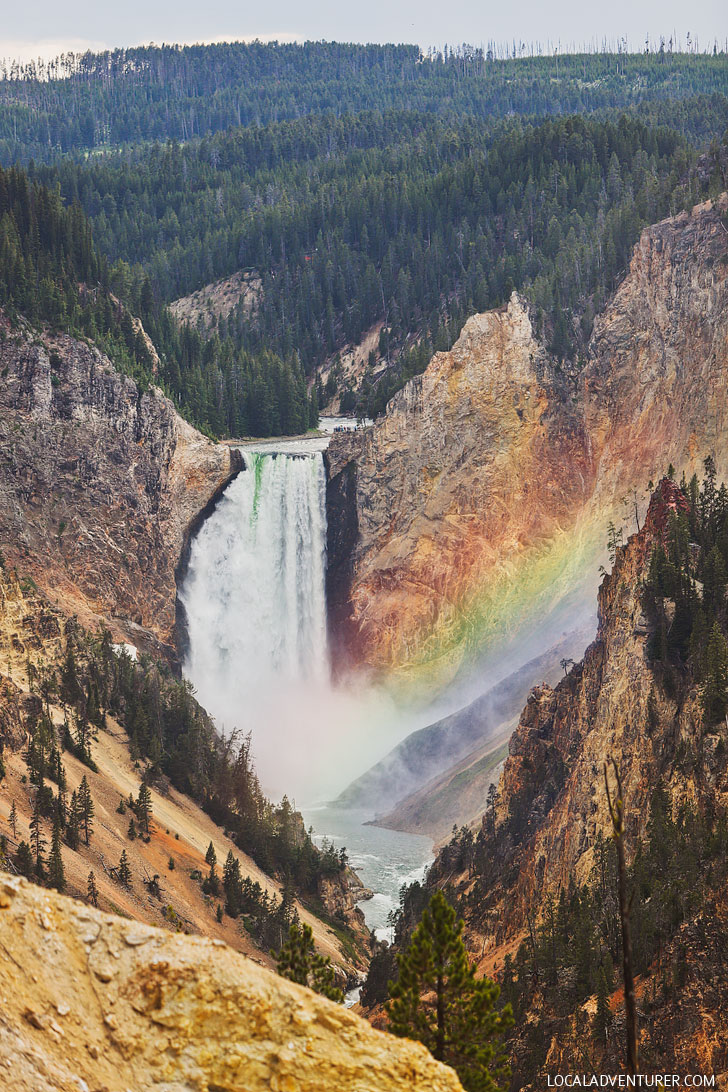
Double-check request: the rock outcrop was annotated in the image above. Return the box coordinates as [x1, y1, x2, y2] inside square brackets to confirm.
[0, 317, 241, 659]
[453, 479, 707, 941]
[170, 270, 261, 333]
[327, 196, 728, 694]
[0, 874, 462, 1092]
[326, 292, 592, 692]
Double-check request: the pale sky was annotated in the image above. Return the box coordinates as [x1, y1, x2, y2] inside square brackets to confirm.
[0, 0, 725, 64]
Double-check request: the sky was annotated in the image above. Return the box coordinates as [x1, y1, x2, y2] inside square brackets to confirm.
[0, 0, 725, 64]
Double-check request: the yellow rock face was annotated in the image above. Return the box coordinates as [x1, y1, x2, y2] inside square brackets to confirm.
[327, 196, 728, 695]
[0, 874, 463, 1092]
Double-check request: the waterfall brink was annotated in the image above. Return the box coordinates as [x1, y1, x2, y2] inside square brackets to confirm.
[180, 450, 329, 739]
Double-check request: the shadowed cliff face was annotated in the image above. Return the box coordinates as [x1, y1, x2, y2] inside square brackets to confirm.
[326, 196, 728, 695]
[0, 317, 241, 660]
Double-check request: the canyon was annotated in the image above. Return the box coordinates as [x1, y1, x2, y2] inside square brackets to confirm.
[326, 195, 728, 706]
[2, 184, 728, 1089]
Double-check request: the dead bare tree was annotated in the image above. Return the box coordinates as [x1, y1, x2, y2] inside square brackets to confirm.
[604, 758, 638, 1074]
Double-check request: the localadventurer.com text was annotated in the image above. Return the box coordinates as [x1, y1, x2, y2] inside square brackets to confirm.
[545, 1077, 716, 1088]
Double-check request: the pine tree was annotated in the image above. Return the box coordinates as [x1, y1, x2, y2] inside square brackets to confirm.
[593, 965, 612, 1045]
[223, 849, 242, 916]
[29, 795, 46, 876]
[204, 840, 219, 895]
[74, 713, 93, 764]
[136, 781, 153, 835]
[78, 774, 94, 845]
[48, 815, 65, 892]
[702, 622, 728, 724]
[66, 789, 80, 850]
[276, 922, 343, 1003]
[87, 870, 99, 907]
[15, 840, 33, 878]
[9, 799, 17, 839]
[60, 646, 82, 707]
[118, 849, 132, 887]
[387, 890, 513, 1092]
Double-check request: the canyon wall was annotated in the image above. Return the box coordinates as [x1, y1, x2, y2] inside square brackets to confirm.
[327, 196, 728, 695]
[449, 480, 706, 937]
[403, 480, 728, 1083]
[0, 317, 241, 659]
[420, 479, 728, 1081]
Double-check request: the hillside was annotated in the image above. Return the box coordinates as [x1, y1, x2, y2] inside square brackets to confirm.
[0, 543, 370, 978]
[337, 628, 593, 820]
[3, 44, 728, 162]
[373, 735, 511, 845]
[36, 112, 726, 426]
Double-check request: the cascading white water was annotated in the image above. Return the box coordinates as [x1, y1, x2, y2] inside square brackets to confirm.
[180, 438, 433, 941]
[179, 435, 417, 802]
[180, 450, 329, 761]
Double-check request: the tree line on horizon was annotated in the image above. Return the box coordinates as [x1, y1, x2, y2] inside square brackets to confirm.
[1, 41, 727, 163]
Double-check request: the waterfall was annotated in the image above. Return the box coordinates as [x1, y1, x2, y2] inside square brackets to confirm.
[180, 441, 410, 802]
[180, 450, 329, 746]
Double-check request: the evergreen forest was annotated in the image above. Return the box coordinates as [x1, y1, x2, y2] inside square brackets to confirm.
[1, 41, 728, 432]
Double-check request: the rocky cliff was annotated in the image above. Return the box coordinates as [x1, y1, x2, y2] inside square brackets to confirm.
[444, 479, 705, 938]
[326, 292, 593, 693]
[368, 479, 728, 1081]
[0, 874, 462, 1092]
[0, 316, 241, 660]
[327, 195, 728, 695]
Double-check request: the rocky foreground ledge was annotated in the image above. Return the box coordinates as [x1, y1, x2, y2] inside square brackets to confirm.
[0, 873, 462, 1092]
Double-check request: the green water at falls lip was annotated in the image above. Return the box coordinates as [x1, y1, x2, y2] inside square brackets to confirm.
[300, 804, 433, 943]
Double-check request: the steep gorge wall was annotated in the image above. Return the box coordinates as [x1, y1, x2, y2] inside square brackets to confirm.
[421, 480, 728, 1081]
[0, 317, 241, 659]
[327, 196, 728, 695]
[454, 480, 714, 941]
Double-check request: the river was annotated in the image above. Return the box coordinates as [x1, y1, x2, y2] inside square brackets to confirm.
[301, 804, 433, 943]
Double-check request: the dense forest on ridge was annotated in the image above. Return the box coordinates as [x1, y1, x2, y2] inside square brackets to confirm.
[1, 42, 728, 162]
[1, 42, 728, 431]
[33, 110, 728, 419]
[0, 162, 317, 436]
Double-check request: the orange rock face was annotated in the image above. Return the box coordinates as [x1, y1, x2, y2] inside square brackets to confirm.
[327, 196, 728, 694]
